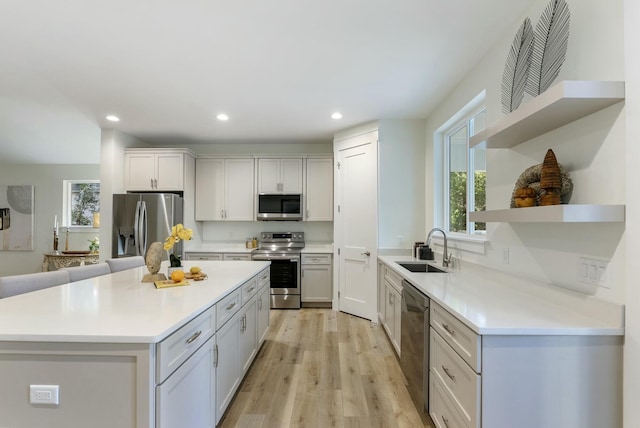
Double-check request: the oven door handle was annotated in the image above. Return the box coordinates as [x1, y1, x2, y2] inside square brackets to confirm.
[252, 255, 300, 261]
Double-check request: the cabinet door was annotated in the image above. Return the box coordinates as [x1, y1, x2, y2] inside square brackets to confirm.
[305, 158, 333, 221]
[215, 313, 241, 423]
[280, 158, 303, 193]
[156, 335, 215, 428]
[224, 253, 252, 261]
[391, 286, 401, 353]
[257, 285, 270, 346]
[125, 153, 155, 191]
[383, 280, 396, 345]
[239, 296, 258, 376]
[195, 159, 225, 220]
[301, 264, 332, 302]
[224, 159, 254, 220]
[156, 153, 184, 191]
[257, 158, 281, 193]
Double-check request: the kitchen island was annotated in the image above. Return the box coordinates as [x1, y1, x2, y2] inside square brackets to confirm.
[378, 255, 624, 428]
[0, 260, 270, 428]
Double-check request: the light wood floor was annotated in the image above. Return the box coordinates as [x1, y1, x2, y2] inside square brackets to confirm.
[219, 309, 434, 428]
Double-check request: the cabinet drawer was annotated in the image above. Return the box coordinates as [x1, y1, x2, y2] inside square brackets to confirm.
[156, 305, 216, 384]
[241, 277, 258, 306]
[430, 328, 480, 428]
[184, 252, 222, 261]
[224, 253, 252, 261]
[217, 289, 241, 328]
[431, 303, 481, 372]
[302, 254, 331, 265]
[257, 267, 270, 289]
[384, 266, 402, 292]
[430, 374, 469, 428]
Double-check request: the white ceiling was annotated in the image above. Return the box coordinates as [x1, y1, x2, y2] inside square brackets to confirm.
[0, 0, 533, 164]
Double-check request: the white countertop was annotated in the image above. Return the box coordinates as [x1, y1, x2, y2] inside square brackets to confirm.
[0, 260, 270, 344]
[379, 255, 624, 336]
[185, 242, 333, 254]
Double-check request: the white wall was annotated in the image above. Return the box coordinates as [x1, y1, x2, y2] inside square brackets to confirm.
[623, 1, 640, 426]
[425, 0, 625, 301]
[0, 163, 99, 275]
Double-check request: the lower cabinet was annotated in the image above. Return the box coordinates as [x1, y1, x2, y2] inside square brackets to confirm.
[301, 254, 332, 306]
[239, 296, 258, 376]
[215, 310, 242, 424]
[257, 282, 270, 346]
[379, 265, 402, 356]
[156, 335, 216, 428]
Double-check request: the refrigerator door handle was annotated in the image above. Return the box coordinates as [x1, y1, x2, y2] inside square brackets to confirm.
[139, 201, 148, 257]
[133, 201, 141, 256]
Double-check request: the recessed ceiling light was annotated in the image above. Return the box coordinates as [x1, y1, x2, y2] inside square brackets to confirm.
[331, 112, 342, 120]
[106, 115, 120, 122]
[217, 114, 229, 121]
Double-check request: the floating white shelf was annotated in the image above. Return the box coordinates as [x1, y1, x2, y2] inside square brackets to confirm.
[470, 80, 625, 149]
[469, 204, 626, 223]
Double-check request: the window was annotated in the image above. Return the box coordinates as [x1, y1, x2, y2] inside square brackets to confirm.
[63, 180, 100, 228]
[444, 108, 486, 236]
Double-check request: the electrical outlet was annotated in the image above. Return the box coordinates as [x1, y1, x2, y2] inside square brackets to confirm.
[579, 257, 610, 289]
[30, 385, 59, 405]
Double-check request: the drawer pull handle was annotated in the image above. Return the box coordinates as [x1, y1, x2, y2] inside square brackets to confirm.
[247, 287, 255, 293]
[442, 323, 455, 335]
[441, 415, 450, 428]
[186, 330, 202, 344]
[442, 365, 455, 381]
[226, 302, 237, 311]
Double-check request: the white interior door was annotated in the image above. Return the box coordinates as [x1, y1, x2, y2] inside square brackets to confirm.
[334, 131, 378, 321]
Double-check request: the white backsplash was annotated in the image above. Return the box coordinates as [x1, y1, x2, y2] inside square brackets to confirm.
[200, 221, 333, 244]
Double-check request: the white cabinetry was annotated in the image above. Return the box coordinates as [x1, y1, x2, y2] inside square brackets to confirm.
[156, 335, 216, 428]
[224, 253, 252, 261]
[380, 265, 402, 356]
[256, 269, 270, 346]
[184, 252, 223, 261]
[257, 158, 303, 193]
[468, 80, 626, 224]
[125, 150, 193, 192]
[239, 296, 257, 376]
[301, 254, 332, 306]
[215, 309, 241, 423]
[196, 158, 254, 221]
[305, 158, 333, 221]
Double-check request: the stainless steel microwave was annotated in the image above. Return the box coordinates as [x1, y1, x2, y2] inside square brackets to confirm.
[257, 194, 302, 220]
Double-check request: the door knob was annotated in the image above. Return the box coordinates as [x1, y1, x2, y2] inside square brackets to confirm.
[361, 251, 371, 256]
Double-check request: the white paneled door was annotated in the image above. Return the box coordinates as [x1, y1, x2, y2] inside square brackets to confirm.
[334, 131, 378, 321]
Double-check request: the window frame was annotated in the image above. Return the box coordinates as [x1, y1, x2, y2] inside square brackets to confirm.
[63, 180, 100, 231]
[442, 104, 487, 239]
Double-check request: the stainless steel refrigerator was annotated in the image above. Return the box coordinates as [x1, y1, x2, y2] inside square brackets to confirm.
[112, 193, 183, 260]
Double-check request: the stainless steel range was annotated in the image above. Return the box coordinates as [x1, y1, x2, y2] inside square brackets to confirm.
[251, 232, 304, 309]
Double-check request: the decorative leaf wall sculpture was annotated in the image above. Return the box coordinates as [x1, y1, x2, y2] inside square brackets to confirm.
[527, 0, 571, 96]
[501, 17, 534, 113]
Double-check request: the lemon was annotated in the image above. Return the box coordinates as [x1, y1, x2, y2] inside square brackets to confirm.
[170, 270, 185, 283]
[190, 266, 201, 275]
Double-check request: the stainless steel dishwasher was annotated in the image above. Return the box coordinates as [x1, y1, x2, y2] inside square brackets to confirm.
[400, 279, 430, 414]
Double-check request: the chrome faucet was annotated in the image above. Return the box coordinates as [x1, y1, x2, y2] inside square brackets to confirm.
[426, 228, 452, 268]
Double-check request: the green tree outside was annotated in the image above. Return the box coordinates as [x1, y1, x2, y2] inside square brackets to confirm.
[71, 183, 100, 226]
[449, 171, 486, 233]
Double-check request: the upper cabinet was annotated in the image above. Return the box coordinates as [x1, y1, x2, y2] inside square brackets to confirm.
[125, 149, 194, 192]
[470, 81, 625, 149]
[195, 158, 255, 221]
[257, 158, 303, 194]
[305, 158, 333, 221]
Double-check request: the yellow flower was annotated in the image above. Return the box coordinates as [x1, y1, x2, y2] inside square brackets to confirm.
[164, 224, 193, 250]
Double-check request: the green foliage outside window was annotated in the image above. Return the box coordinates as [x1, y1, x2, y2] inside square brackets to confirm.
[71, 183, 100, 226]
[449, 171, 486, 233]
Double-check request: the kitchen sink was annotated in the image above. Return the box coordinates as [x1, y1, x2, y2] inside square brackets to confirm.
[397, 262, 446, 273]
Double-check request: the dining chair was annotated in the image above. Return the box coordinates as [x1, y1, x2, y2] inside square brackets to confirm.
[105, 256, 146, 273]
[61, 263, 112, 282]
[0, 270, 71, 299]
